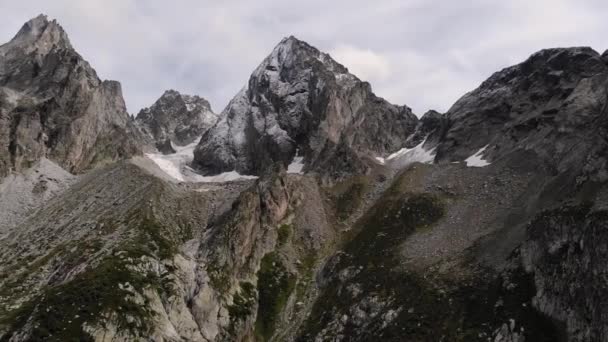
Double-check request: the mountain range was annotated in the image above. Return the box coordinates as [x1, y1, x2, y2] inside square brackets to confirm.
[1, 14, 608, 342]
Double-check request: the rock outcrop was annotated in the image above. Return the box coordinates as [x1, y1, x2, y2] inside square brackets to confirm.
[135, 89, 218, 147]
[0, 14, 141, 178]
[192, 36, 418, 179]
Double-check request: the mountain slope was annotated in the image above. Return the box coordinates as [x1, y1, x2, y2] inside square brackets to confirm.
[192, 36, 418, 181]
[0, 14, 141, 178]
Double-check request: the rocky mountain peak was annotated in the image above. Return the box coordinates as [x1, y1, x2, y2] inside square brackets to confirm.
[135, 89, 217, 147]
[1, 14, 72, 57]
[0, 15, 140, 177]
[253, 35, 350, 77]
[193, 36, 418, 180]
[155, 89, 213, 113]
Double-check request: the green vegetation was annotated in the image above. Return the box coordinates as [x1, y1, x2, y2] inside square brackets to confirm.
[1, 254, 159, 341]
[277, 224, 292, 246]
[120, 216, 179, 261]
[295, 253, 316, 303]
[228, 282, 257, 321]
[207, 263, 232, 294]
[331, 176, 370, 221]
[255, 252, 296, 341]
[136, 217, 178, 259]
[0, 239, 103, 303]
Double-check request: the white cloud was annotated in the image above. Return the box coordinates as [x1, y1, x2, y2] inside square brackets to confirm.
[330, 45, 391, 81]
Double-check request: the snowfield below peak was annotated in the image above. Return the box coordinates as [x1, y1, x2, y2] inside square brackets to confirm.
[145, 140, 257, 183]
[378, 139, 436, 169]
[287, 153, 305, 174]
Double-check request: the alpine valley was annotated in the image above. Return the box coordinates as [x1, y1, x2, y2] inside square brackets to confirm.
[2, 14, 608, 342]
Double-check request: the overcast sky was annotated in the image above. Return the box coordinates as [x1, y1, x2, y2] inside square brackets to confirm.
[2, 0, 607, 115]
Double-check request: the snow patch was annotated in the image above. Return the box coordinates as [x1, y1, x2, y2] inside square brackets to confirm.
[146, 153, 186, 182]
[287, 151, 305, 174]
[464, 145, 491, 167]
[380, 139, 436, 169]
[194, 171, 258, 182]
[145, 140, 257, 183]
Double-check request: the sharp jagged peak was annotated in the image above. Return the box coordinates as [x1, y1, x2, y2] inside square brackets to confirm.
[136, 89, 215, 122]
[1, 14, 72, 56]
[252, 35, 351, 79]
[160, 89, 183, 98]
[154, 89, 213, 112]
[158, 89, 207, 104]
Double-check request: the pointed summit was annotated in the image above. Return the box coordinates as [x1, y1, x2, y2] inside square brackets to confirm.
[1, 14, 72, 56]
[193, 36, 418, 180]
[251, 35, 350, 80]
[15, 14, 53, 37]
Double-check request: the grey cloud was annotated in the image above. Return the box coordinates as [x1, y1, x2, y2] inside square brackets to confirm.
[1, 0, 607, 115]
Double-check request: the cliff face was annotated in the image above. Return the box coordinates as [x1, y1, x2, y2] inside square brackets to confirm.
[0, 14, 141, 177]
[192, 36, 418, 180]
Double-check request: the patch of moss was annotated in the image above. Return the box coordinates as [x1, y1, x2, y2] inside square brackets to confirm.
[118, 215, 179, 261]
[0, 255, 159, 342]
[331, 176, 370, 221]
[178, 222, 194, 242]
[277, 224, 292, 246]
[255, 252, 296, 341]
[136, 217, 178, 260]
[295, 254, 317, 303]
[207, 263, 232, 294]
[228, 282, 257, 321]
